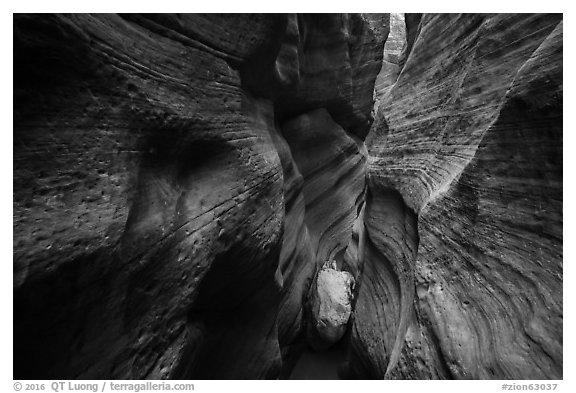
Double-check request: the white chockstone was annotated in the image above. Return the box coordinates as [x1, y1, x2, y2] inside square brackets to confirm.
[311, 262, 355, 344]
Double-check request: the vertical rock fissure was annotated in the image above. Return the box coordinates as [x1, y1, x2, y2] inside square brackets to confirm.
[347, 182, 419, 378]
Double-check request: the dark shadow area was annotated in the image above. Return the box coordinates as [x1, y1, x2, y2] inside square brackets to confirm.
[289, 339, 348, 380]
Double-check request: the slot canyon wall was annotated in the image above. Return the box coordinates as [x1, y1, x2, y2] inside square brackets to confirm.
[13, 13, 562, 380]
[364, 14, 563, 380]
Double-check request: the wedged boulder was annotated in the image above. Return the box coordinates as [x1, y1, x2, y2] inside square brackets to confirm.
[308, 262, 355, 349]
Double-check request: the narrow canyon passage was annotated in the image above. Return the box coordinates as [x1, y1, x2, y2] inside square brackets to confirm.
[13, 13, 563, 380]
[289, 340, 348, 380]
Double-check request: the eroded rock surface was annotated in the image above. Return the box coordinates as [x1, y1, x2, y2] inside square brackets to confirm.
[374, 13, 406, 109]
[359, 13, 563, 380]
[13, 13, 387, 379]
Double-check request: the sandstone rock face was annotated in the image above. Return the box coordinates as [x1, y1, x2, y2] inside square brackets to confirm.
[14, 13, 287, 380]
[308, 263, 355, 348]
[13, 13, 562, 380]
[13, 13, 387, 379]
[374, 13, 406, 109]
[357, 14, 563, 379]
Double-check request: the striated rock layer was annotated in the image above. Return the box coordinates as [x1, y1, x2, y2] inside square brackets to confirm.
[13, 13, 387, 379]
[359, 14, 563, 379]
[373, 13, 406, 109]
